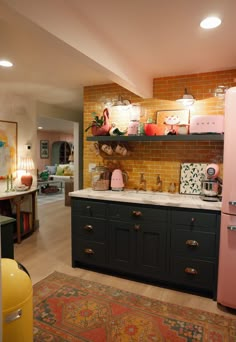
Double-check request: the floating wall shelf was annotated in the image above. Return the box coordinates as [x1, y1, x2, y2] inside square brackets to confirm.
[86, 134, 224, 142]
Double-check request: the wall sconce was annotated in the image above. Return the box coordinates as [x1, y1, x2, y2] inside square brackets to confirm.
[19, 157, 35, 188]
[176, 88, 195, 106]
[103, 95, 131, 108]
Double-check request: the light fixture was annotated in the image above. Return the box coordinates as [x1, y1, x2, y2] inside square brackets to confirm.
[200, 16, 221, 29]
[176, 88, 195, 106]
[19, 157, 35, 188]
[104, 95, 131, 107]
[0, 60, 13, 67]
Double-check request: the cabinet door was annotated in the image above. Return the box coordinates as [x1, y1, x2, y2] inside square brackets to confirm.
[109, 221, 136, 272]
[136, 222, 166, 277]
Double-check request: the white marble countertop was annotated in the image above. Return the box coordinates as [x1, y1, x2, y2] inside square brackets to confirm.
[69, 188, 222, 211]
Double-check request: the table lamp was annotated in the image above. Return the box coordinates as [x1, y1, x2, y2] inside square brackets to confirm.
[19, 157, 35, 188]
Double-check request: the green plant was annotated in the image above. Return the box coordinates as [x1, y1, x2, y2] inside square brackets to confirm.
[85, 112, 105, 132]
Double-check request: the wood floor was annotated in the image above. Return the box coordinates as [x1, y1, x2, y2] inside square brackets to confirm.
[14, 199, 236, 319]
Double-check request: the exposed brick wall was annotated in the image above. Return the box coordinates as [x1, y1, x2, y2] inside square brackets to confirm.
[83, 69, 236, 191]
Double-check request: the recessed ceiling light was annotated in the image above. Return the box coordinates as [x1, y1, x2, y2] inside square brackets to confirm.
[200, 16, 222, 29]
[0, 60, 13, 67]
[38, 126, 43, 130]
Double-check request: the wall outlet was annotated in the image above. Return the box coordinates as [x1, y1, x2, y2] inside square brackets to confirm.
[89, 163, 96, 172]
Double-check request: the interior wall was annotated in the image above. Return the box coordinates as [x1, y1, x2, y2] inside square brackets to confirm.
[83, 69, 236, 191]
[0, 94, 37, 192]
[37, 130, 73, 172]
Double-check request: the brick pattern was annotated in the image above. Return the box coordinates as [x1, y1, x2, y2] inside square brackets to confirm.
[83, 70, 236, 191]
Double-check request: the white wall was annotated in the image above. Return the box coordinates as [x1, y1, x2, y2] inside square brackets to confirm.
[0, 94, 38, 192]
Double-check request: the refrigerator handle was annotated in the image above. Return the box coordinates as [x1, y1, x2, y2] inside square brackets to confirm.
[227, 226, 236, 231]
[229, 201, 236, 206]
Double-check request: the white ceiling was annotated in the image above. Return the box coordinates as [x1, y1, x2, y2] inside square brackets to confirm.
[1, 0, 236, 132]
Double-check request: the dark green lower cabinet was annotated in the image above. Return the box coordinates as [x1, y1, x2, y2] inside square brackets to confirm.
[71, 198, 220, 299]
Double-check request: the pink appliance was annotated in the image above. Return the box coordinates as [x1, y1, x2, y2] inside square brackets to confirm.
[189, 115, 224, 134]
[217, 87, 236, 309]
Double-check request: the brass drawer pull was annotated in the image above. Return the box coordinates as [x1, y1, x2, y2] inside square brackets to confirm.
[84, 224, 93, 231]
[184, 267, 198, 275]
[132, 210, 142, 217]
[84, 248, 94, 255]
[185, 240, 199, 247]
[134, 224, 141, 231]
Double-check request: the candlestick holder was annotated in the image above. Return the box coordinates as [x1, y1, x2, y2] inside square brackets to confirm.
[10, 174, 15, 192]
[5, 176, 10, 192]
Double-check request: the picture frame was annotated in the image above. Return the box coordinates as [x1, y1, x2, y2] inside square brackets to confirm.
[40, 140, 49, 159]
[156, 109, 190, 135]
[0, 120, 17, 179]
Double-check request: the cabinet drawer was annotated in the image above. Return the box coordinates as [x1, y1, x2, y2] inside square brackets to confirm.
[72, 239, 107, 267]
[109, 203, 167, 222]
[171, 230, 217, 258]
[72, 199, 107, 218]
[170, 256, 215, 290]
[72, 216, 107, 242]
[171, 210, 217, 231]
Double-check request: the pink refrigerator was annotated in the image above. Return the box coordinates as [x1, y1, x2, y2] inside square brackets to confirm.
[217, 86, 236, 308]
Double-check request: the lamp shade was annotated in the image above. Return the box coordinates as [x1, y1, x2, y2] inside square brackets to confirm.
[176, 88, 195, 106]
[19, 157, 35, 188]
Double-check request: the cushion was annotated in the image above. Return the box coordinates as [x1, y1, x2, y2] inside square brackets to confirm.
[63, 166, 73, 176]
[45, 165, 57, 175]
[56, 166, 64, 176]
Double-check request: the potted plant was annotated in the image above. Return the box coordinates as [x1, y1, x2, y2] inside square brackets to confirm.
[85, 108, 111, 136]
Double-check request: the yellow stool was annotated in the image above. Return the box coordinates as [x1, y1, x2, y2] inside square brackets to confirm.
[1, 258, 33, 342]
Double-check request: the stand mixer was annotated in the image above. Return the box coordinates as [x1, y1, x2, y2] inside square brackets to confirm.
[201, 163, 222, 201]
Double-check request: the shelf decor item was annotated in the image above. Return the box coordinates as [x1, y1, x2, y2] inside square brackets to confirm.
[85, 108, 111, 136]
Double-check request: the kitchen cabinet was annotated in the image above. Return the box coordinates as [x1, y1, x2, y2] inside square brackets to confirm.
[109, 203, 167, 278]
[0, 215, 15, 259]
[170, 209, 220, 299]
[71, 197, 220, 298]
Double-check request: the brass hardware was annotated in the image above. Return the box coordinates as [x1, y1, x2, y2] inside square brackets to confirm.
[185, 240, 199, 247]
[86, 206, 91, 209]
[184, 267, 198, 275]
[84, 225, 93, 231]
[134, 224, 141, 231]
[132, 210, 142, 217]
[191, 217, 195, 223]
[84, 248, 94, 255]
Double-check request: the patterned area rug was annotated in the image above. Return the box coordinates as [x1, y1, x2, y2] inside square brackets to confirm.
[33, 272, 236, 341]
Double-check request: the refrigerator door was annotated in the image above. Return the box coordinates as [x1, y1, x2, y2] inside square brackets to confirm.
[217, 213, 236, 308]
[222, 87, 236, 215]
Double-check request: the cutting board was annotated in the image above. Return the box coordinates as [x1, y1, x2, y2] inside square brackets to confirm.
[180, 163, 208, 195]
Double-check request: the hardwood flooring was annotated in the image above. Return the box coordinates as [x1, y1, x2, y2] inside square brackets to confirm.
[14, 200, 236, 319]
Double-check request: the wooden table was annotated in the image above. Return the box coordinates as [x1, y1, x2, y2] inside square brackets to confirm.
[0, 188, 37, 244]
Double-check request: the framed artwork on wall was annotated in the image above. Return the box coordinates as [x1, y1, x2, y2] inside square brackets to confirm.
[40, 140, 49, 159]
[0, 120, 17, 179]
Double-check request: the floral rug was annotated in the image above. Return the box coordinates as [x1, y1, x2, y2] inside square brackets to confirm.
[33, 272, 236, 341]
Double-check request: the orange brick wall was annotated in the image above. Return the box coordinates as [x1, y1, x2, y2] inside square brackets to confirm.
[83, 69, 236, 191]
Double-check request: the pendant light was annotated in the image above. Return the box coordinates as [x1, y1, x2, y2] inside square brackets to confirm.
[176, 88, 195, 106]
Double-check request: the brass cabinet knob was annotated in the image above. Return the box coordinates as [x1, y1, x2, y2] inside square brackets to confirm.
[132, 210, 142, 217]
[191, 217, 195, 223]
[184, 267, 198, 275]
[134, 224, 141, 231]
[185, 239, 199, 247]
[84, 248, 94, 255]
[84, 224, 93, 231]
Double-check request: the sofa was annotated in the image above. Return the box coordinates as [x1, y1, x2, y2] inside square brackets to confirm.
[45, 164, 74, 183]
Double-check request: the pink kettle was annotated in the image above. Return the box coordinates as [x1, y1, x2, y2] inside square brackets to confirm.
[111, 169, 128, 191]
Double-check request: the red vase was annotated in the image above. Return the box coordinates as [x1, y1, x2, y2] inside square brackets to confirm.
[21, 174, 33, 188]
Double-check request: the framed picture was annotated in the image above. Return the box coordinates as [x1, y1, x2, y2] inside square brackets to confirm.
[40, 140, 49, 159]
[156, 109, 190, 135]
[0, 120, 17, 179]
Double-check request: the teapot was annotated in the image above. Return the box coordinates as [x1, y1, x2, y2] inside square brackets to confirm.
[111, 169, 128, 191]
